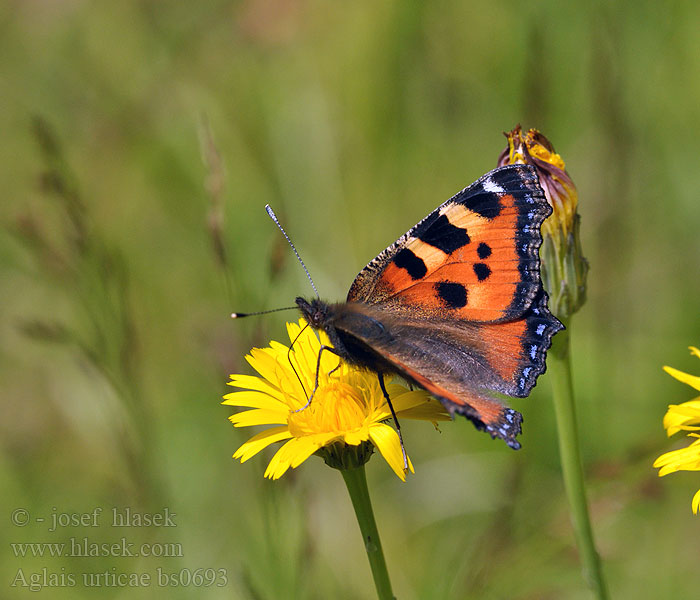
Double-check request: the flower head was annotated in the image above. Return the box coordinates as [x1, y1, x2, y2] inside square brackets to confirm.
[497, 125, 588, 320]
[653, 346, 700, 514]
[223, 319, 449, 480]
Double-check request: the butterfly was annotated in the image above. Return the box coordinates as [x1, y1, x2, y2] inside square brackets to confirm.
[290, 164, 563, 450]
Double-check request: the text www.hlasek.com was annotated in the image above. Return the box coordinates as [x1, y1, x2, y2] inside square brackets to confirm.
[11, 537, 183, 558]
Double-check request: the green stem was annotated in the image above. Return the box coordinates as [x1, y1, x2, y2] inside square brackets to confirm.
[550, 328, 609, 600]
[340, 465, 394, 600]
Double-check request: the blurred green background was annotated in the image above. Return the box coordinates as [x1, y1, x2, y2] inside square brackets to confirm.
[2, 1, 699, 598]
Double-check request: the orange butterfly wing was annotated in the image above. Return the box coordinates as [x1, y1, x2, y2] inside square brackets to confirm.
[332, 164, 563, 447]
[348, 165, 546, 322]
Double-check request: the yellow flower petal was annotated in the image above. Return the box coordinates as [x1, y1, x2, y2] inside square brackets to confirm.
[233, 427, 292, 462]
[663, 365, 700, 392]
[384, 387, 432, 410]
[692, 489, 700, 514]
[662, 399, 700, 436]
[392, 394, 452, 421]
[222, 390, 286, 409]
[286, 321, 320, 372]
[264, 441, 294, 480]
[288, 438, 324, 468]
[369, 424, 414, 481]
[229, 408, 288, 428]
[227, 373, 284, 399]
[247, 348, 307, 402]
[345, 426, 371, 446]
[654, 439, 700, 476]
[264, 436, 323, 479]
[370, 389, 449, 423]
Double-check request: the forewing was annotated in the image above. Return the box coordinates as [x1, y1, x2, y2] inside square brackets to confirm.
[347, 164, 549, 322]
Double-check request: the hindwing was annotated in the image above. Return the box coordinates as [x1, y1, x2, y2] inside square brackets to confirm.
[330, 290, 562, 448]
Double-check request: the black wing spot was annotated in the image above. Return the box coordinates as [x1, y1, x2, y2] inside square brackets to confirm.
[417, 214, 470, 254]
[458, 191, 502, 219]
[393, 248, 427, 280]
[435, 281, 468, 309]
[473, 263, 491, 281]
[490, 166, 527, 189]
[477, 242, 492, 259]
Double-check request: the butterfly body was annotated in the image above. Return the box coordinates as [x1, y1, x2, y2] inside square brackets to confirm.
[296, 298, 396, 373]
[296, 164, 563, 449]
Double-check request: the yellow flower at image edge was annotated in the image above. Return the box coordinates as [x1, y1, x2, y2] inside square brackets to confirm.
[653, 347, 700, 514]
[223, 319, 449, 481]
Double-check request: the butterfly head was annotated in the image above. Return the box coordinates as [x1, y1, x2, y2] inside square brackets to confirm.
[295, 297, 331, 330]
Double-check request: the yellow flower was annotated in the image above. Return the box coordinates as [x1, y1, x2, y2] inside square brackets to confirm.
[653, 346, 700, 514]
[223, 319, 449, 481]
[497, 125, 588, 320]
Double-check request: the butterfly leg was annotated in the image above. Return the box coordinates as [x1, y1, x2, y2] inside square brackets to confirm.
[377, 375, 408, 472]
[292, 344, 341, 413]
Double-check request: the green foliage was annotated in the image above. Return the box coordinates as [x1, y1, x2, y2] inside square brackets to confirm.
[2, 1, 699, 598]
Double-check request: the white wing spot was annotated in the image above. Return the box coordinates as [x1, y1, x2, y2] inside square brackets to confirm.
[482, 177, 504, 194]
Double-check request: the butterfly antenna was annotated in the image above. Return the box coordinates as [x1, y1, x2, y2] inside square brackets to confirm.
[231, 306, 297, 319]
[265, 204, 320, 298]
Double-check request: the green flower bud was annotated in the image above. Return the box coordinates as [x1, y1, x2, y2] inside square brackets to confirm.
[497, 125, 588, 320]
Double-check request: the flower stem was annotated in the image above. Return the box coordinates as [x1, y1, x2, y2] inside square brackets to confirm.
[340, 465, 394, 600]
[550, 328, 609, 600]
